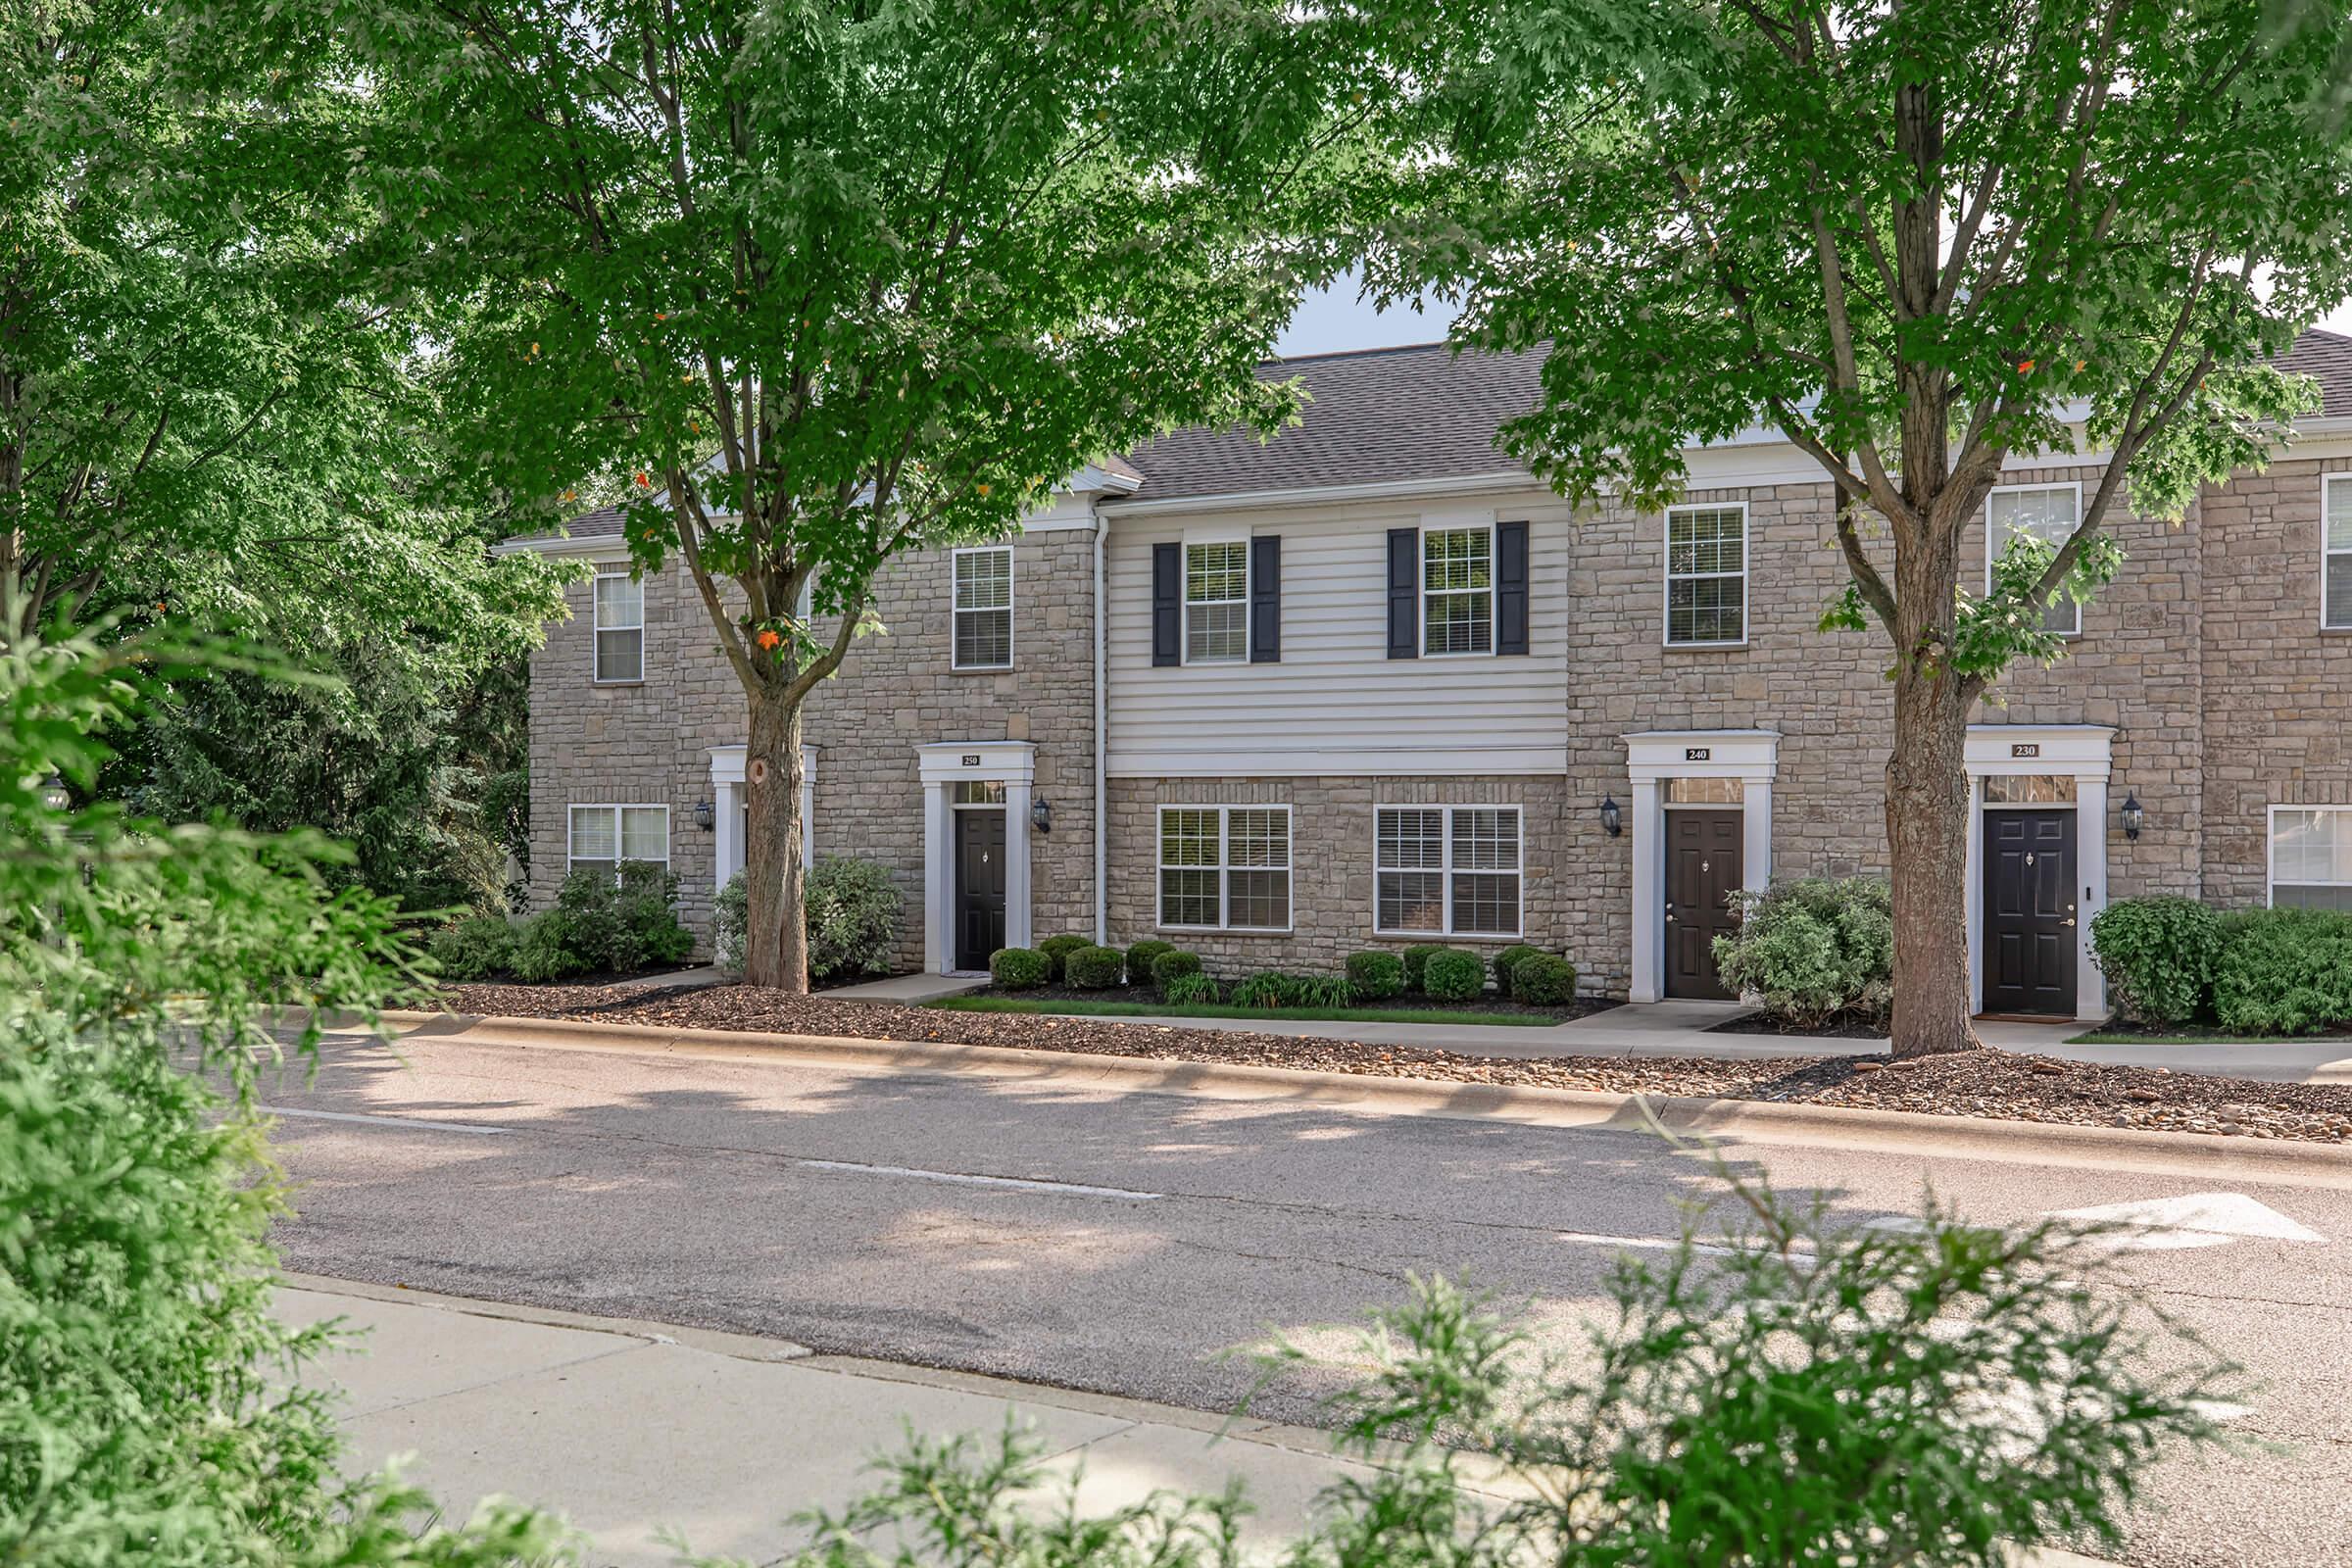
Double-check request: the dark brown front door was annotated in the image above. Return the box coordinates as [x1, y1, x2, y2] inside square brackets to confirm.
[1982, 808, 2077, 1016]
[1665, 808, 1742, 1000]
[954, 809, 1006, 970]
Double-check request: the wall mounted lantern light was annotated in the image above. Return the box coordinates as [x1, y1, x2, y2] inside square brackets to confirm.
[2120, 791, 2143, 842]
[694, 798, 715, 832]
[1032, 796, 1053, 834]
[1599, 795, 1623, 837]
[39, 774, 71, 812]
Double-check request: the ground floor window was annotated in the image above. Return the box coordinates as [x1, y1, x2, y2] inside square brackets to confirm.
[1157, 805, 1291, 930]
[1375, 805, 1522, 936]
[2271, 807, 2352, 910]
[568, 804, 668, 881]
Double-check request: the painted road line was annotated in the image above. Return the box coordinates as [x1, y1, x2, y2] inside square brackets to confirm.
[2052, 1192, 2327, 1245]
[260, 1106, 515, 1137]
[795, 1158, 1162, 1200]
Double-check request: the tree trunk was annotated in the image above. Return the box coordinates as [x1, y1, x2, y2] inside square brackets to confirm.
[742, 680, 810, 993]
[1886, 665, 1982, 1058]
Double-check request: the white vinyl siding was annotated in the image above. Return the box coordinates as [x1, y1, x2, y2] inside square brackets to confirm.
[1422, 526, 1494, 655]
[1986, 483, 2082, 636]
[1184, 540, 1249, 663]
[2326, 475, 2352, 630]
[593, 570, 645, 681]
[1375, 806, 1522, 937]
[568, 805, 668, 881]
[1107, 499, 1570, 777]
[952, 546, 1013, 670]
[1664, 504, 1746, 646]
[1157, 806, 1291, 930]
[2270, 807, 2352, 911]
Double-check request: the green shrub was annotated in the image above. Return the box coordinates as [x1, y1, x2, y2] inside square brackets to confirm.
[1229, 971, 1356, 1009]
[1124, 938, 1177, 984]
[1229, 971, 1291, 1008]
[506, 910, 592, 981]
[2212, 907, 2352, 1034]
[1063, 944, 1125, 989]
[1421, 948, 1484, 1003]
[2090, 896, 2221, 1025]
[1150, 949, 1203, 995]
[714, 868, 749, 973]
[806, 856, 904, 979]
[1711, 876, 1893, 1030]
[613, 858, 696, 968]
[1346, 950, 1406, 1001]
[990, 947, 1050, 990]
[536, 861, 695, 975]
[1038, 933, 1095, 982]
[1491, 943, 1544, 997]
[1163, 970, 1221, 1005]
[428, 914, 516, 982]
[1401, 943, 1450, 992]
[1512, 953, 1579, 1005]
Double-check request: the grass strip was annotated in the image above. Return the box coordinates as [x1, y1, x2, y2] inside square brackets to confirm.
[928, 996, 1557, 1028]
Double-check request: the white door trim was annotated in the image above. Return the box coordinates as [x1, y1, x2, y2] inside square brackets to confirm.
[1963, 724, 2113, 1022]
[1621, 730, 1780, 1004]
[917, 742, 1038, 973]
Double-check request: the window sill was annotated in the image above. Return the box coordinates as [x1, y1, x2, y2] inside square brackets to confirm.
[950, 663, 1014, 675]
[1156, 924, 1295, 937]
[1662, 639, 1747, 652]
[1369, 930, 1524, 945]
[591, 679, 647, 688]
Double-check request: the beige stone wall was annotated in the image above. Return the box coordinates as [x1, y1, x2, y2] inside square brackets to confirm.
[528, 527, 1099, 961]
[1104, 774, 1578, 978]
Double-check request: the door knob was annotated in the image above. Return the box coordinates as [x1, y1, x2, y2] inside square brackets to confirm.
[2061, 917, 2076, 927]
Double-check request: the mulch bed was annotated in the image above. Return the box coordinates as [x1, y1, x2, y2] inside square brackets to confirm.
[436, 981, 2352, 1147]
[967, 980, 1621, 1022]
[1708, 1010, 1890, 1040]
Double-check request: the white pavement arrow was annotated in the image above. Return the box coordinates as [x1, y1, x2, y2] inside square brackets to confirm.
[2050, 1192, 2328, 1249]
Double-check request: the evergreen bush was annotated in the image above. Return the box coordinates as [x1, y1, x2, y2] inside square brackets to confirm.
[1421, 948, 1484, 1003]
[1063, 944, 1125, 989]
[1038, 933, 1095, 982]
[2212, 907, 2352, 1034]
[427, 914, 516, 982]
[989, 947, 1050, 990]
[1346, 950, 1406, 1001]
[1124, 938, 1177, 984]
[1512, 954, 1579, 1005]
[1149, 949, 1203, 996]
[1491, 943, 1544, 996]
[1401, 943, 1450, 991]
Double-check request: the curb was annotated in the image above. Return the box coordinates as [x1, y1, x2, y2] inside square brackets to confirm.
[356, 1008, 2352, 1187]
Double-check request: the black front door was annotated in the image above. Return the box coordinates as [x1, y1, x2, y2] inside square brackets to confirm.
[1982, 808, 2078, 1016]
[954, 808, 1007, 970]
[1665, 808, 1742, 1000]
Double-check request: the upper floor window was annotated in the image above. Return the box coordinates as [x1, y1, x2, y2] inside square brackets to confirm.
[1157, 805, 1291, 930]
[1185, 540, 1250, 663]
[1986, 483, 2082, 637]
[952, 546, 1013, 670]
[1375, 805, 1522, 937]
[1664, 504, 1746, 646]
[594, 569, 644, 682]
[2325, 474, 2352, 630]
[2271, 807, 2352, 911]
[568, 804, 668, 880]
[1423, 526, 1494, 655]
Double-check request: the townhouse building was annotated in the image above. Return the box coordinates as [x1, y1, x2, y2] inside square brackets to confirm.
[509, 332, 2352, 1022]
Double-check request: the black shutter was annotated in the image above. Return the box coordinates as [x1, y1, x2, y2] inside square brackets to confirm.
[1250, 534, 1281, 662]
[1152, 542, 1180, 666]
[1496, 519, 1530, 656]
[1387, 527, 1418, 660]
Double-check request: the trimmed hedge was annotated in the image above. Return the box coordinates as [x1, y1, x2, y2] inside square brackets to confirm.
[1512, 954, 1578, 1006]
[1346, 950, 1406, 1001]
[2089, 896, 2220, 1025]
[1401, 944, 1451, 992]
[1421, 948, 1484, 1004]
[1492, 944, 1544, 997]
[989, 947, 1050, 990]
[1064, 944, 1125, 989]
[1125, 938, 1177, 985]
[1149, 949, 1203, 995]
[2213, 907, 2352, 1035]
[1038, 933, 1095, 982]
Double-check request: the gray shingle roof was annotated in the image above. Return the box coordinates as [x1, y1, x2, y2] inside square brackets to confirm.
[2278, 326, 2352, 418]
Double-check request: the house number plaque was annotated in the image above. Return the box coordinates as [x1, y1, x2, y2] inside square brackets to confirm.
[2011, 743, 2040, 759]
[961, 754, 981, 766]
[1684, 747, 1711, 761]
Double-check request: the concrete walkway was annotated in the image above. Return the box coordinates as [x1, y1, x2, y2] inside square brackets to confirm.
[824, 970, 991, 1003]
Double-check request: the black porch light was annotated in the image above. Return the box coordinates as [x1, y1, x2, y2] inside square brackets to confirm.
[1031, 796, 1053, 834]
[2120, 791, 2144, 841]
[1599, 794, 1623, 837]
[693, 798, 715, 831]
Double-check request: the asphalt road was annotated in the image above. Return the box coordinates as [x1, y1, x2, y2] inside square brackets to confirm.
[260, 1031, 2352, 1567]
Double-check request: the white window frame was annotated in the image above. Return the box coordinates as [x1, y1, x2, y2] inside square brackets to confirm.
[1155, 804, 1293, 933]
[1372, 804, 1525, 938]
[950, 544, 1015, 671]
[2267, 804, 2352, 908]
[565, 804, 670, 882]
[1985, 480, 2085, 638]
[1661, 502, 1749, 648]
[2323, 473, 2352, 631]
[592, 567, 646, 683]
[1181, 535, 1251, 665]
[1419, 522, 1497, 659]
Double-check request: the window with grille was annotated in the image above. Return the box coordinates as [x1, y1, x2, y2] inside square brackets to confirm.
[2326, 475, 2352, 630]
[1665, 505, 1745, 645]
[1986, 484, 2083, 636]
[1376, 806, 1521, 936]
[1185, 541, 1249, 662]
[1422, 527, 1494, 655]
[567, 805, 668, 882]
[1157, 806, 1290, 929]
[952, 547, 1013, 669]
[2271, 808, 2352, 910]
[593, 570, 644, 681]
